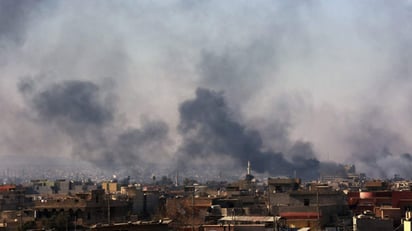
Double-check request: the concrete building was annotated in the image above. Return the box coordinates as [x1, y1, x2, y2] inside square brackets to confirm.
[102, 181, 119, 194]
[347, 190, 412, 228]
[363, 180, 388, 191]
[203, 216, 286, 231]
[352, 211, 393, 231]
[268, 178, 301, 193]
[31, 179, 55, 195]
[55, 179, 71, 194]
[268, 179, 349, 230]
[0, 185, 32, 211]
[34, 189, 129, 226]
[89, 221, 169, 231]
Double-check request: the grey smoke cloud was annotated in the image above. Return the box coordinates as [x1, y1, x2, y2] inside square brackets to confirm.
[18, 79, 172, 175]
[344, 107, 412, 178]
[177, 88, 320, 180]
[31, 80, 113, 125]
[1, 0, 412, 179]
[0, 0, 37, 46]
[109, 120, 170, 169]
[18, 81, 326, 180]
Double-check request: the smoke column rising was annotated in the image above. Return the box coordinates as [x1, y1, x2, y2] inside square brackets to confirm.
[1, 0, 412, 179]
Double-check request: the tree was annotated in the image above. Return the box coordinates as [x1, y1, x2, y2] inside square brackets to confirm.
[165, 197, 204, 229]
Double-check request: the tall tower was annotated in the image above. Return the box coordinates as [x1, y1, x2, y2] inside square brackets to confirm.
[175, 171, 179, 187]
[244, 161, 255, 193]
[245, 161, 254, 181]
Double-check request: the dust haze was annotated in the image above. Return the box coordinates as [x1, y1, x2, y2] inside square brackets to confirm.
[1, 0, 412, 179]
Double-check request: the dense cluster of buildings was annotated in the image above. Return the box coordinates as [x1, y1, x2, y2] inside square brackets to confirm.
[1, 163, 412, 230]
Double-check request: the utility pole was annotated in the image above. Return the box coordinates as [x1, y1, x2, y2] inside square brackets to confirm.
[19, 212, 22, 231]
[317, 187, 320, 231]
[107, 194, 111, 225]
[267, 180, 271, 215]
[192, 187, 194, 231]
[18, 207, 22, 231]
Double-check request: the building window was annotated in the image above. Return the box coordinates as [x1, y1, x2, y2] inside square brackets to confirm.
[304, 199, 310, 206]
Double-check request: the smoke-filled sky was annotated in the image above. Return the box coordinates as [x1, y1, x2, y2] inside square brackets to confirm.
[1, 0, 412, 179]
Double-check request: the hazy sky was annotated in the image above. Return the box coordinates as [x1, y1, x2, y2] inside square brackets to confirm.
[1, 0, 412, 179]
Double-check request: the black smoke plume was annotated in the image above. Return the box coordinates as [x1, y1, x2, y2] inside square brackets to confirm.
[19, 79, 171, 174]
[3, 1, 412, 180]
[32, 80, 113, 125]
[19, 79, 349, 180]
[178, 88, 320, 180]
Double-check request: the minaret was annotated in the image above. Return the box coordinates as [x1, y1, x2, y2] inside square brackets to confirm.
[175, 171, 179, 187]
[245, 161, 255, 192]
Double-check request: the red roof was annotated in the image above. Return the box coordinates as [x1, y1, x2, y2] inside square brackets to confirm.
[0, 185, 16, 192]
[280, 212, 320, 219]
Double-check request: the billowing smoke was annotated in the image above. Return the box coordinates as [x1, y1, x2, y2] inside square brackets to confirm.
[2, 1, 412, 180]
[19, 79, 173, 175]
[344, 108, 412, 178]
[19, 81, 326, 180]
[106, 120, 171, 170]
[29, 80, 113, 125]
[0, 0, 39, 46]
[177, 88, 320, 180]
